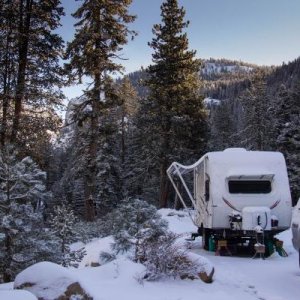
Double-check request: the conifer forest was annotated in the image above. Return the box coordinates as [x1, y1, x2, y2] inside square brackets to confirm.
[0, 0, 300, 287]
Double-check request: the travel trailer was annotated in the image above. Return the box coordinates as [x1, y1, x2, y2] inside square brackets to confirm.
[167, 148, 292, 254]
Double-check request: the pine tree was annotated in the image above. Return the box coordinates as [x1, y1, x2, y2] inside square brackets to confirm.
[101, 198, 168, 262]
[0, 146, 51, 282]
[124, 96, 161, 204]
[65, 0, 136, 221]
[275, 83, 300, 203]
[116, 78, 139, 166]
[209, 100, 236, 151]
[139, 0, 208, 207]
[237, 70, 272, 150]
[0, 0, 64, 149]
[95, 116, 121, 215]
[49, 203, 86, 268]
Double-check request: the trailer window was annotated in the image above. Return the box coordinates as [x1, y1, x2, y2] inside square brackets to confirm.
[228, 180, 271, 194]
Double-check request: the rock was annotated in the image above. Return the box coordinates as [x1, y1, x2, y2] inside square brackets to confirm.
[14, 262, 92, 300]
[57, 282, 92, 300]
[180, 267, 215, 283]
[198, 267, 215, 283]
[90, 262, 101, 267]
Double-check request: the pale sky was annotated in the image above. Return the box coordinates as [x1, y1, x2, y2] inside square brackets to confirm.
[59, 0, 300, 100]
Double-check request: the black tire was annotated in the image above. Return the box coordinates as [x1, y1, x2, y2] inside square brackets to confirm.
[299, 249, 300, 268]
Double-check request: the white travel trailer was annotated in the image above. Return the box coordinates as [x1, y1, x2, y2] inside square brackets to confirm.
[167, 148, 292, 253]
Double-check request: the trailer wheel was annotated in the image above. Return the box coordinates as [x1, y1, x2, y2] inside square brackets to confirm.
[202, 228, 211, 250]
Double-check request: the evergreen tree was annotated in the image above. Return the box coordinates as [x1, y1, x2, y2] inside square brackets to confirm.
[0, 0, 64, 150]
[49, 203, 86, 268]
[236, 70, 272, 150]
[116, 78, 139, 166]
[138, 0, 208, 207]
[101, 198, 168, 262]
[275, 83, 300, 203]
[124, 96, 161, 204]
[65, 0, 136, 220]
[95, 115, 121, 215]
[209, 100, 236, 151]
[0, 146, 51, 282]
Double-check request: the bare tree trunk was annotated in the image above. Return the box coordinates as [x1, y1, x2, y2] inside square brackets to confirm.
[159, 159, 170, 208]
[1, 89, 9, 147]
[174, 182, 183, 210]
[84, 109, 98, 222]
[10, 0, 33, 143]
[159, 117, 171, 208]
[121, 105, 125, 165]
[1, 15, 14, 146]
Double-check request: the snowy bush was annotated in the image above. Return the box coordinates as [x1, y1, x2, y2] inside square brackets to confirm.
[141, 232, 201, 281]
[99, 199, 206, 281]
[100, 198, 168, 262]
[49, 203, 86, 267]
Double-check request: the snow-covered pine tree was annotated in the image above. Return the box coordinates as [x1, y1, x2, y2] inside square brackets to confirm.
[137, 0, 208, 207]
[95, 116, 121, 216]
[275, 83, 300, 203]
[101, 198, 168, 262]
[64, 0, 136, 221]
[100, 199, 204, 281]
[142, 232, 200, 281]
[0, 0, 64, 159]
[49, 203, 86, 268]
[123, 96, 161, 205]
[209, 99, 236, 151]
[116, 78, 139, 167]
[0, 146, 50, 282]
[237, 70, 273, 150]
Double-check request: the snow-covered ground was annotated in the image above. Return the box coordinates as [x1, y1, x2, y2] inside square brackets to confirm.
[1, 208, 299, 300]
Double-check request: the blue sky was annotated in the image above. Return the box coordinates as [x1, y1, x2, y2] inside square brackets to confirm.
[60, 0, 300, 99]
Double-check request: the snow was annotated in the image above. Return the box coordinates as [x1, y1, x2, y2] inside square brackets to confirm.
[202, 62, 253, 75]
[77, 236, 114, 267]
[14, 262, 77, 300]
[0, 290, 37, 300]
[158, 209, 197, 234]
[204, 97, 221, 106]
[1, 209, 300, 300]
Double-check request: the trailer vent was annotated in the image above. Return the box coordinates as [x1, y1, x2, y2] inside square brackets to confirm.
[228, 180, 272, 194]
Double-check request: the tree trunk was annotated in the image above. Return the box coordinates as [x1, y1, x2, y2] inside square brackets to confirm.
[1, 88, 10, 147]
[3, 232, 12, 283]
[10, 0, 33, 143]
[121, 105, 125, 165]
[159, 159, 170, 208]
[174, 182, 183, 210]
[1, 15, 14, 146]
[84, 114, 97, 222]
[83, 67, 102, 221]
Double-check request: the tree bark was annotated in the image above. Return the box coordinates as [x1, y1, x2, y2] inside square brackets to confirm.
[10, 0, 33, 143]
[1, 13, 14, 146]
[121, 105, 125, 165]
[159, 159, 170, 208]
[174, 182, 183, 210]
[84, 111, 97, 222]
